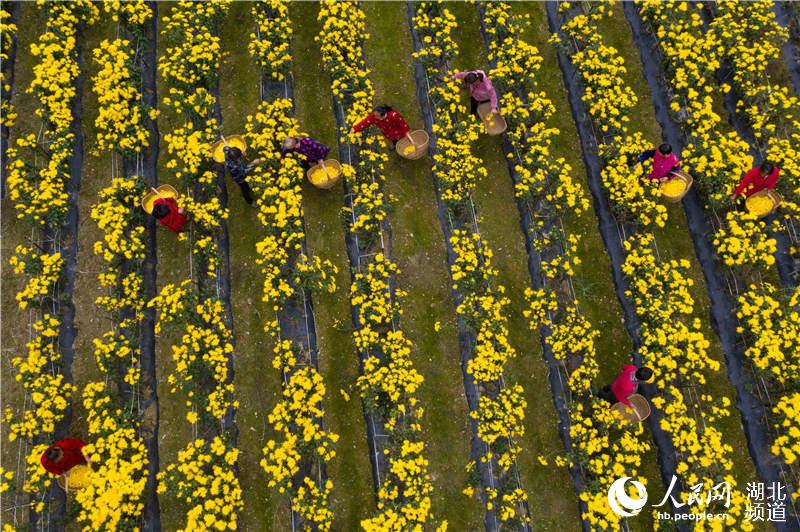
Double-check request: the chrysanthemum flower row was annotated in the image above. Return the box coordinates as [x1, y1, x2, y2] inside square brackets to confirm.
[73, 3, 156, 528]
[317, 3, 440, 529]
[482, 3, 653, 529]
[560, 3, 751, 526]
[247, 4, 339, 528]
[150, 3, 242, 530]
[413, 2, 531, 526]
[3, 1, 98, 519]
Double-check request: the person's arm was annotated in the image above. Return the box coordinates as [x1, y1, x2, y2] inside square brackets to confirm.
[766, 167, 780, 190]
[450, 70, 469, 80]
[636, 149, 656, 164]
[733, 168, 756, 196]
[352, 115, 373, 133]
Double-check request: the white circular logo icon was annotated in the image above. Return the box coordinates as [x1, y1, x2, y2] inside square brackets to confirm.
[608, 477, 648, 517]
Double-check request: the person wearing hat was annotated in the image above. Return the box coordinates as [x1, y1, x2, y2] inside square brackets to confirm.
[223, 145, 262, 206]
[450, 69, 499, 116]
[730, 160, 780, 200]
[152, 195, 188, 233]
[599, 365, 653, 406]
[41, 438, 89, 477]
[281, 136, 330, 169]
[349, 105, 411, 147]
[635, 143, 681, 182]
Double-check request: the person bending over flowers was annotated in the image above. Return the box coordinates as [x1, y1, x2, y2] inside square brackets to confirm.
[635, 143, 681, 182]
[730, 161, 780, 200]
[41, 438, 89, 477]
[450, 70, 499, 117]
[599, 365, 653, 406]
[223, 145, 263, 206]
[281, 136, 330, 170]
[152, 195, 188, 234]
[349, 104, 411, 147]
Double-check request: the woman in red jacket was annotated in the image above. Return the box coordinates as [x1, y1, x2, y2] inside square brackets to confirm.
[152, 196, 188, 233]
[599, 365, 653, 406]
[41, 438, 89, 476]
[349, 105, 411, 147]
[730, 161, 780, 199]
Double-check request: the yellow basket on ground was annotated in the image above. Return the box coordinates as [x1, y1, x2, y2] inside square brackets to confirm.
[477, 102, 507, 136]
[611, 394, 651, 423]
[395, 130, 430, 160]
[307, 159, 342, 190]
[57, 464, 93, 491]
[660, 170, 693, 202]
[141, 185, 179, 214]
[211, 135, 247, 163]
[746, 189, 782, 218]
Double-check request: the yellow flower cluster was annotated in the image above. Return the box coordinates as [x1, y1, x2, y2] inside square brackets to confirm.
[92, 38, 150, 154]
[245, 89, 339, 526]
[713, 210, 777, 268]
[249, 1, 292, 82]
[1, 8, 17, 129]
[4, 1, 96, 512]
[772, 393, 800, 470]
[317, 3, 440, 528]
[738, 283, 800, 491]
[101, 0, 151, 26]
[157, 437, 243, 532]
[413, 3, 531, 525]
[75, 383, 148, 530]
[711, 0, 800, 216]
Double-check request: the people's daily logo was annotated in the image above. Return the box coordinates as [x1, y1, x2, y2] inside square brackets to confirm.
[608, 477, 648, 517]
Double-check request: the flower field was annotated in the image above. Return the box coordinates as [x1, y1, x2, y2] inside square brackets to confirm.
[1, 1, 798, 530]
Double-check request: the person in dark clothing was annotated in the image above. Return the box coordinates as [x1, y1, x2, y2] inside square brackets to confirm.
[152, 196, 188, 233]
[223, 146, 262, 206]
[281, 136, 330, 170]
[599, 365, 653, 406]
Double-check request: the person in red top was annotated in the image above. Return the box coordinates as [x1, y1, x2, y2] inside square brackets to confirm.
[600, 365, 653, 406]
[635, 143, 681, 182]
[350, 105, 411, 147]
[731, 161, 780, 199]
[41, 438, 88, 476]
[152, 196, 188, 233]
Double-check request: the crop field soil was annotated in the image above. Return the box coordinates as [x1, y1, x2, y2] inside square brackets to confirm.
[1, 1, 799, 531]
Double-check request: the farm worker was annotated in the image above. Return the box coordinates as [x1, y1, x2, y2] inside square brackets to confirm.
[599, 365, 653, 406]
[152, 195, 188, 234]
[223, 145, 262, 206]
[450, 70, 499, 116]
[281, 136, 330, 170]
[153, 192, 188, 233]
[730, 161, 779, 199]
[349, 105, 411, 147]
[636, 143, 681, 182]
[41, 438, 89, 476]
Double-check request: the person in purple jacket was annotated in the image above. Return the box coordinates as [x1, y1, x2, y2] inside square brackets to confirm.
[450, 69, 499, 116]
[281, 136, 330, 169]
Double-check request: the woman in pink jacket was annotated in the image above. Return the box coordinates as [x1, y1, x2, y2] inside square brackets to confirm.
[450, 69, 499, 116]
[636, 143, 681, 182]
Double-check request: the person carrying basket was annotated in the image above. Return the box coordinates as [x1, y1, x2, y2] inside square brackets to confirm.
[281, 136, 330, 170]
[599, 365, 653, 406]
[450, 69, 499, 117]
[730, 161, 780, 200]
